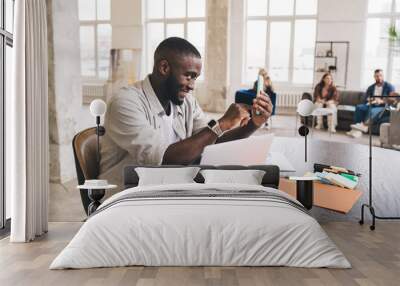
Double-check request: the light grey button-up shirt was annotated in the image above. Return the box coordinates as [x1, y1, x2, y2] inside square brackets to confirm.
[99, 75, 210, 186]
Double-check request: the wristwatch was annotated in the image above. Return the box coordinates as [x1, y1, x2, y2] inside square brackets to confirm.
[207, 119, 224, 137]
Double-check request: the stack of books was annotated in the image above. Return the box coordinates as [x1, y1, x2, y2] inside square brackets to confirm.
[305, 164, 361, 190]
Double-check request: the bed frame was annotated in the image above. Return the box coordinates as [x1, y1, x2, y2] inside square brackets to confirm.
[123, 165, 280, 189]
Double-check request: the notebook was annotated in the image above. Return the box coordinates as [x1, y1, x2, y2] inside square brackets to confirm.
[200, 134, 274, 166]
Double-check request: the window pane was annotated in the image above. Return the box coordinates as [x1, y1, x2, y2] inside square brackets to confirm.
[166, 0, 186, 18]
[166, 23, 184, 38]
[147, 0, 164, 19]
[5, 44, 12, 219]
[295, 0, 318, 15]
[0, 39, 2, 227]
[79, 0, 96, 21]
[147, 23, 165, 74]
[187, 21, 206, 79]
[6, 0, 14, 32]
[245, 20, 267, 83]
[188, 0, 206, 17]
[368, 0, 392, 13]
[269, 22, 291, 81]
[269, 0, 294, 16]
[363, 18, 389, 86]
[247, 0, 268, 16]
[187, 22, 205, 57]
[97, 0, 110, 20]
[397, 0, 400, 12]
[97, 24, 112, 79]
[80, 26, 96, 77]
[293, 20, 316, 84]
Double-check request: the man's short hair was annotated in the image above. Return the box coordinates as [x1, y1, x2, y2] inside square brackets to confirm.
[154, 37, 201, 64]
[374, 69, 383, 74]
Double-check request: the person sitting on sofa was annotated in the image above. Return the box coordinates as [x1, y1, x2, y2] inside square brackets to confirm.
[252, 68, 277, 116]
[313, 73, 339, 133]
[347, 69, 395, 137]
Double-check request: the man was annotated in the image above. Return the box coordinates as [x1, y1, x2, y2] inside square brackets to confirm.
[347, 69, 395, 137]
[99, 37, 272, 185]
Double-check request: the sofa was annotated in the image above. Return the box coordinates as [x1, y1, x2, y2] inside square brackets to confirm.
[336, 90, 367, 131]
[301, 90, 369, 132]
[380, 110, 400, 149]
[235, 89, 277, 115]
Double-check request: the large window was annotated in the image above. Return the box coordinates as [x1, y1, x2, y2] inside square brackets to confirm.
[244, 0, 317, 85]
[78, 0, 111, 80]
[145, 0, 206, 78]
[364, 0, 400, 87]
[1, 0, 14, 231]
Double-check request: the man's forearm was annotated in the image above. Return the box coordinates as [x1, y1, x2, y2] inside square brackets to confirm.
[162, 128, 218, 165]
[162, 121, 259, 164]
[216, 120, 259, 143]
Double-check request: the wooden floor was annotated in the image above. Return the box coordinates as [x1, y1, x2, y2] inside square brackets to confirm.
[0, 222, 399, 286]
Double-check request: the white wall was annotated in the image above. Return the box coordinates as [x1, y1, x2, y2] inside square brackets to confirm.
[317, 0, 368, 90]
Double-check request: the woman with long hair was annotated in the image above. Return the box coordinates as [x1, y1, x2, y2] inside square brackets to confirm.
[313, 73, 339, 132]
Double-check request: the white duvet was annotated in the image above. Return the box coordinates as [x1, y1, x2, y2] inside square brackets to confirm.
[50, 183, 350, 269]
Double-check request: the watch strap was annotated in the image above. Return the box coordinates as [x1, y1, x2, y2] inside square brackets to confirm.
[207, 120, 223, 137]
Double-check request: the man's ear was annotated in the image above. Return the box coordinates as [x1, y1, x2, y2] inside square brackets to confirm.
[158, 60, 170, 77]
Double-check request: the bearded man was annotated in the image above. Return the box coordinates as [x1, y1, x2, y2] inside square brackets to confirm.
[98, 37, 272, 186]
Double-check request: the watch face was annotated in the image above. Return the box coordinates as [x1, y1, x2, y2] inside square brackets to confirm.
[208, 119, 217, 128]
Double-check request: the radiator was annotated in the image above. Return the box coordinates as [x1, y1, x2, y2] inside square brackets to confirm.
[82, 82, 108, 104]
[276, 91, 303, 108]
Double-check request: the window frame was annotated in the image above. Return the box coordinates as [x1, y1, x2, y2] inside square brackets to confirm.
[144, 0, 207, 78]
[78, 0, 111, 81]
[364, 0, 400, 87]
[244, 0, 318, 86]
[1, 0, 14, 231]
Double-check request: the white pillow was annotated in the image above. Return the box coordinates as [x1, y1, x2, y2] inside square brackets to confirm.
[200, 169, 266, 185]
[135, 167, 201, 186]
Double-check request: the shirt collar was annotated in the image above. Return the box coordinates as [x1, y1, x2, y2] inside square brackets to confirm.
[142, 75, 184, 117]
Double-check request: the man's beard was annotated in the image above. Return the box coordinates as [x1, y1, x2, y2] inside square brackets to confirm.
[165, 74, 184, 106]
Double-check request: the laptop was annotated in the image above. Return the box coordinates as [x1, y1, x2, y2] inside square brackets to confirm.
[200, 134, 274, 166]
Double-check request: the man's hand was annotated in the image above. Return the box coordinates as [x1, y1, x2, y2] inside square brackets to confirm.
[369, 98, 384, 105]
[218, 103, 250, 131]
[251, 91, 273, 127]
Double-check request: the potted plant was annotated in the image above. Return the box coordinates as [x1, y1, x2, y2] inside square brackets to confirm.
[388, 25, 398, 41]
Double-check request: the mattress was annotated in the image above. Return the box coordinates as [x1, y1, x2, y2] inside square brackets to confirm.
[50, 183, 351, 269]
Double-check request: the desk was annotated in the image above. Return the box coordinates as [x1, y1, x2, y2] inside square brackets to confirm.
[279, 178, 362, 214]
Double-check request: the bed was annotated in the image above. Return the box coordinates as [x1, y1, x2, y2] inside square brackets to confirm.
[50, 165, 350, 269]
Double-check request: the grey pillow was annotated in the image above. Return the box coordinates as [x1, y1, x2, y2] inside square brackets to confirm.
[135, 167, 201, 186]
[200, 169, 266, 185]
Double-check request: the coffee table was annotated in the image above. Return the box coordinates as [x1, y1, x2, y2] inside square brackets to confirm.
[311, 107, 336, 136]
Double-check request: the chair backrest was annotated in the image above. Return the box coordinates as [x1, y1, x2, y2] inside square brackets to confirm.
[390, 110, 400, 144]
[72, 127, 99, 185]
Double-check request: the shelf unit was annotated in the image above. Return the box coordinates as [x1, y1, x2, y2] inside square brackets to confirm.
[313, 41, 350, 89]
